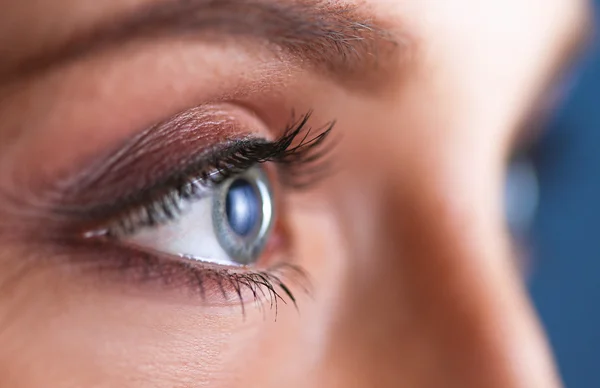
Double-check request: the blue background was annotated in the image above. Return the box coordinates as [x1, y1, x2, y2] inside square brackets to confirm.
[529, 2, 600, 387]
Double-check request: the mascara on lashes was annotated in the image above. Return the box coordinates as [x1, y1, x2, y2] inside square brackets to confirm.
[76, 111, 335, 235]
[37, 110, 334, 311]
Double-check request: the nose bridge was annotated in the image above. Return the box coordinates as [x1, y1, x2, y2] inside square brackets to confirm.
[320, 151, 561, 388]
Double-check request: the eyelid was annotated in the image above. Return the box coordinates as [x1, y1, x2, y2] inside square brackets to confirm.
[78, 111, 333, 238]
[50, 234, 309, 309]
[33, 104, 270, 210]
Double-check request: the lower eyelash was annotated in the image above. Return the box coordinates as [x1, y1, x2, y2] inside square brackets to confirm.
[52, 237, 310, 316]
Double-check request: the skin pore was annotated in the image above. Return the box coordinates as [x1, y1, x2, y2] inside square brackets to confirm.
[0, 0, 590, 387]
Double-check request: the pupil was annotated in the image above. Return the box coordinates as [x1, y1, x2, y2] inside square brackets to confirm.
[225, 179, 260, 237]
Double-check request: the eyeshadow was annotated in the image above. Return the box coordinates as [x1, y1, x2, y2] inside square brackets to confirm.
[47, 104, 273, 212]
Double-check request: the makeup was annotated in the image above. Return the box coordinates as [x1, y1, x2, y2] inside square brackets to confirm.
[33, 106, 333, 312]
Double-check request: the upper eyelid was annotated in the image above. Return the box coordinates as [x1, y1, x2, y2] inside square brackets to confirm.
[58, 111, 333, 231]
[38, 105, 265, 211]
[72, 107, 247, 189]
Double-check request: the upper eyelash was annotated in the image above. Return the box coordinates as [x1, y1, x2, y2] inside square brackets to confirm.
[207, 112, 336, 188]
[91, 111, 335, 237]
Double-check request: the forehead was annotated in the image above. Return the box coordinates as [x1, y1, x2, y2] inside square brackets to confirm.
[0, 0, 589, 134]
[0, 0, 588, 131]
[0, 0, 586, 49]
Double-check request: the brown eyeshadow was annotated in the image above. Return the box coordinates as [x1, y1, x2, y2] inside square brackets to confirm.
[47, 103, 272, 215]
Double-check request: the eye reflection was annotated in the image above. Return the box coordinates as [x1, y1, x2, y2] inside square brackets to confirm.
[226, 179, 261, 237]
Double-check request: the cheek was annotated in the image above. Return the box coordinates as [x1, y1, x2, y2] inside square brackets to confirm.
[0, 272, 236, 387]
[230, 203, 348, 384]
[0, 248, 289, 388]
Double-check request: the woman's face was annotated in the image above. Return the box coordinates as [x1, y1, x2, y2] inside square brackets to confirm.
[0, 0, 589, 387]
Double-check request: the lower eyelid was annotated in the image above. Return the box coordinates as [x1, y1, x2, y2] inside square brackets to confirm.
[43, 235, 307, 311]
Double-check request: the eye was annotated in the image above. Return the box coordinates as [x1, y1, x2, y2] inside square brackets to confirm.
[73, 110, 333, 306]
[121, 165, 275, 267]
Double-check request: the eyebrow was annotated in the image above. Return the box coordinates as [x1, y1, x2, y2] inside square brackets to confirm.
[4, 0, 402, 88]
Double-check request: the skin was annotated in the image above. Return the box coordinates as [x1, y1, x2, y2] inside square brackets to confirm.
[0, 0, 590, 387]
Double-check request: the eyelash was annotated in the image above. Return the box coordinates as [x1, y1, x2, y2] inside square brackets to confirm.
[60, 238, 311, 317]
[94, 111, 334, 237]
[76, 111, 333, 313]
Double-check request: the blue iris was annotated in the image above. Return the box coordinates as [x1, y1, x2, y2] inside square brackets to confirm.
[225, 179, 260, 237]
